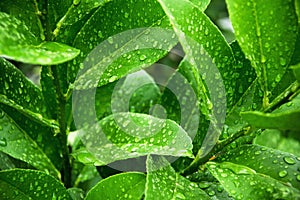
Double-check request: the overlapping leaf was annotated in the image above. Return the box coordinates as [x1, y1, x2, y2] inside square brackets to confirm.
[0, 12, 79, 65]
[217, 144, 300, 189]
[145, 156, 210, 199]
[207, 162, 300, 199]
[0, 110, 60, 177]
[0, 169, 71, 199]
[73, 113, 193, 166]
[226, 0, 298, 104]
[86, 172, 146, 200]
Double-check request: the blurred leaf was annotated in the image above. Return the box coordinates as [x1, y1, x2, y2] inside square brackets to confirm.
[292, 63, 300, 82]
[72, 113, 193, 166]
[67, 188, 85, 200]
[254, 129, 300, 156]
[0, 152, 15, 170]
[145, 156, 210, 200]
[226, 0, 298, 101]
[0, 169, 71, 199]
[0, 12, 80, 65]
[188, 0, 211, 10]
[70, 0, 177, 88]
[242, 94, 300, 131]
[86, 172, 145, 200]
[0, 110, 60, 177]
[207, 162, 300, 199]
[0, 0, 43, 39]
[217, 144, 300, 189]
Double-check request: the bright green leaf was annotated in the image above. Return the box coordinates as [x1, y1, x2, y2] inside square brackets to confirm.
[0, 169, 71, 199]
[72, 113, 193, 166]
[217, 144, 300, 189]
[145, 156, 210, 200]
[226, 0, 298, 104]
[207, 162, 300, 199]
[86, 172, 146, 200]
[0, 110, 60, 177]
[0, 12, 80, 65]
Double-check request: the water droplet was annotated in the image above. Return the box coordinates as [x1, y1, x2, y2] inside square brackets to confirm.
[98, 31, 103, 38]
[73, 0, 81, 6]
[175, 193, 186, 199]
[0, 137, 7, 147]
[0, 110, 4, 119]
[139, 55, 147, 61]
[261, 55, 266, 63]
[107, 37, 114, 44]
[279, 170, 288, 178]
[284, 157, 296, 165]
[207, 190, 215, 196]
[108, 75, 118, 83]
[296, 174, 300, 181]
[198, 182, 211, 189]
[280, 58, 286, 66]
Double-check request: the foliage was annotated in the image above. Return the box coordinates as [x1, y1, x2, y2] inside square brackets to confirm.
[0, 0, 300, 199]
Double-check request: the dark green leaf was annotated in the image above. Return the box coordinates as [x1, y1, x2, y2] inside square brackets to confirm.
[0, 109, 60, 177]
[145, 156, 210, 200]
[217, 144, 300, 189]
[0, 152, 15, 170]
[0, 169, 71, 199]
[207, 162, 300, 199]
[72, 113, 193, 166]
[226, 0, 298, 103]
[0, 12, 80, 65]
[86, 172, 145, 200]
[70, 0, 177, 87]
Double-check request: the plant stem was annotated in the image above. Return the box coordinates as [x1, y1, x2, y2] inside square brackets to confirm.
[50, 66, 71, 188]
[181, 126, 251, 176]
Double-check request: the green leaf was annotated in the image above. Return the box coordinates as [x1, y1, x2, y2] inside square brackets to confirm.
[0, 109, 60, 177]
[241, 94, 300, 131]
[0, 169, 71, 199]
[145, 156, 210, 200]
[86, 172, 145, 200]
[0, 12, 80, 65]
[207, 162, 300, 199]
[292, 63, 300, 82]
[70, 0, 177, 87]
[226, 0, 298, 103]
[188, 0, 211, 11]
[0, 0, 44, 39]
[67, 188, 85, 200]
[72, 113, 193, 166]
[0, 152, 15, 170]
[217, 144, 300, 189]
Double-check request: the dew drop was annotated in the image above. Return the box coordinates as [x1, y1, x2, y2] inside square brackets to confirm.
[0, 110, 4, 119]
[279, 170, 288, 178]
[296, 174, 300, 181]
[139, 55, 147, 61]
[261, 55, 266, 63]
[108, 75, 118, 83]
[280, 58, 286, 66]
[175, 193, 186, 199]
[283, 156, 296, 165]
[0, 137, 7, 147]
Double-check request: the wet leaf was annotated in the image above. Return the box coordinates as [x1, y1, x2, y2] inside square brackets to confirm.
[86, 172, 145, 200]
[0, 0, 43, 39]
[145, 155, 210, 200]
[226, 0, 298, 102]
[242, 94, 300, 131]
[0, 152, 15, 170]
[70, 0, 177, 88]
[207, 162, 300, 199]
[0, 12, 80, 65]
[0, 110, 60, 177]
[217, 144, 300, 189]
[72, 113, 193, 166]
[188, 0, 211, 11]
[67, 188, 85, 200]
[0, 169, 71, 199]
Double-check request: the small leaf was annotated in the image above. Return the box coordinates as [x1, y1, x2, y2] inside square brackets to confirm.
[86, 172, 146, 200]
[226, 0, 298, 101]
[207, 162, 300, 199]
[241, 94, 300, 131]
[145, 155, 210, 200]
[72, 113, 193, 166]
[0, 12, 80, 65]
[217, 144, 300, 189]
[0, 169, 71, 199]
[291, 63, 300, 82]
[0, 110, 60, 177]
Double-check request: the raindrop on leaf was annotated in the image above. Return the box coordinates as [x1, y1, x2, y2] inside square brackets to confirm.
[0, 137, 7, 147]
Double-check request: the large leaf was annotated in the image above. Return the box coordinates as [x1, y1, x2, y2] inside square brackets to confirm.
[242, 94, 300, 131]
[70, 0, 177, 88]
[0, 12, 79, 65]
[72, 113, 193, 166]
[217, 144, 300, 189]
[226, 0, 298, 104]
[145, 156, 210, 200]
[0, 110, 60, 177]
[0, 169, 71, 199]
[86, 172, 146, 200]
[207, 162, 300, 199]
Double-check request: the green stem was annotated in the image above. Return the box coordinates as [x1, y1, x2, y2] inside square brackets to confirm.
[181, 126, 251, 176]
